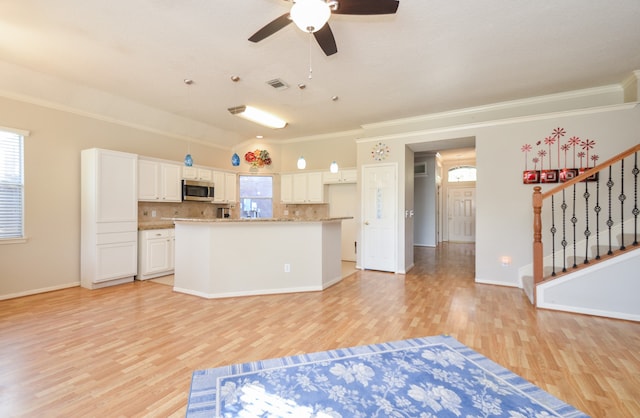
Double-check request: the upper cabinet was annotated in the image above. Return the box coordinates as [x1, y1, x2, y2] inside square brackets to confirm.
[282, 172, 324, 203]
[138, 159, 182, 202]
[322, 168, 357, 184]
[281, 174, 293, 203]
[182, 166, 212, 182]
[212, 171, 237, 204]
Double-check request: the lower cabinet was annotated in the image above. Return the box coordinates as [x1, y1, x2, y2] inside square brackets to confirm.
[137, 229, 175, 280]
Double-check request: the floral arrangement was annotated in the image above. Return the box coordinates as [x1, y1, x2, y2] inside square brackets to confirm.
[244, 149, 272, 168]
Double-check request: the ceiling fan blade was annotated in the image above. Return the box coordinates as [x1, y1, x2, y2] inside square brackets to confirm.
[333, 0, 399, 15]
[314, 24, 338, 56]
[248, 13, 292, 42]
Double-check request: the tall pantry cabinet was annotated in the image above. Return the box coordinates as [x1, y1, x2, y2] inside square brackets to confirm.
[81, 148, 138, 289]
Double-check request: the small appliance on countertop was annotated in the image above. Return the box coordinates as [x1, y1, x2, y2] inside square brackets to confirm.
[217, 207, 230, 218]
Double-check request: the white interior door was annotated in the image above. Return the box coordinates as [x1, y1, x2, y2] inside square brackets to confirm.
[448, 187, 476, 242]
[362, 164, 397, 272]
[328, 183, 357, 261]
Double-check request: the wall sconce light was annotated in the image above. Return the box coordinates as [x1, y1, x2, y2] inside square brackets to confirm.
[297, 156, 306, 169]
[228, 105, 287, 129]
[329, 161, 339, 173]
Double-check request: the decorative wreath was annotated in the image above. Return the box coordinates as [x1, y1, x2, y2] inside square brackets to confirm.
[245, 149, 272, 168]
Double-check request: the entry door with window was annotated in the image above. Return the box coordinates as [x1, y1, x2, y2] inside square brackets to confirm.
[361, 164, 397, 272]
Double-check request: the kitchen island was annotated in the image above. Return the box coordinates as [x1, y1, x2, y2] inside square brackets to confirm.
[170, 217, 352, 299]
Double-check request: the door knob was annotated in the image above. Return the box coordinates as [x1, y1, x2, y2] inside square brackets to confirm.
[364, 221, 370, 225]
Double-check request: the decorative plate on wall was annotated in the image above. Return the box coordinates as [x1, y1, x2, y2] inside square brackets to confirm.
[371, 142, 390, 161]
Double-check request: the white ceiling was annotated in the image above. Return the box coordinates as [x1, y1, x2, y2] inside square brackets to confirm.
[1, 0, 639, 158]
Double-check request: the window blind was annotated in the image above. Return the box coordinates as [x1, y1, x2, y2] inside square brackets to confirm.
[0, 130, 24, 239]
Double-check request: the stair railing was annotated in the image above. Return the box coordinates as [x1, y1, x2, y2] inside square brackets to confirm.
[532, 144, 640, 287]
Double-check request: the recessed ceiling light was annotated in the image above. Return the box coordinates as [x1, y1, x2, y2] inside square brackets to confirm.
[256, 135, 263, 139]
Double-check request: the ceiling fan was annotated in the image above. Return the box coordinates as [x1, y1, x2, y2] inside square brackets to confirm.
[248, 0, 400, 56]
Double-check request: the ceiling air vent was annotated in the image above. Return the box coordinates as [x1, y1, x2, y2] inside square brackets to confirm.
[266, 78, 289, 90]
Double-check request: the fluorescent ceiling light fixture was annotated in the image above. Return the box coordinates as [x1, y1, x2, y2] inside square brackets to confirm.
[297, 156, 306, 169]
[228, 105, 287, 129]
[329, 161, 339, 173]
[290, 0, 331, 33]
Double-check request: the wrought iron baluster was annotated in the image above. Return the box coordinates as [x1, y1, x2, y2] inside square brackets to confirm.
[606, 166, 614, 255]
[594, 173, 601, 260]
[561, 189, 567, 272]
[583, 180, 591, 264]
[619, 158, 626, 250]
[571, 184, 577, 268]
[633, 152, 639, 246]
[550, 195, 556, 276]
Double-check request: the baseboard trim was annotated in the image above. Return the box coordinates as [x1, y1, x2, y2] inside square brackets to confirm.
[173, 285, 324, 300]
[536, 302, 640, 322]
[475, 278, 520, 288]
[0, 282, 79, 300]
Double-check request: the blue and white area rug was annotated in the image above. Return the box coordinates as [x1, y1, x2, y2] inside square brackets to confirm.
[187, 335, 587, 417]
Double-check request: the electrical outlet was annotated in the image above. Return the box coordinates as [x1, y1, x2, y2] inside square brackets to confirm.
[151, 210, 156, 217]
[284, 263, 291, 273]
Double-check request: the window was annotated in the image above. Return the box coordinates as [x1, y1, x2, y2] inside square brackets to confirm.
[0, 129, 25, 240]
[448, 165, 476, 182]
[239, 175, 273, 219]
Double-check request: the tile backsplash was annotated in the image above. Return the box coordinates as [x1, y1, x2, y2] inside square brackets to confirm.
[138, 201, 227, 222]
[138, 201, 330, 224]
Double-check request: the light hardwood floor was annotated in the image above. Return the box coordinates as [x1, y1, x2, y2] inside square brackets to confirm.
[1, 243, 639, 417]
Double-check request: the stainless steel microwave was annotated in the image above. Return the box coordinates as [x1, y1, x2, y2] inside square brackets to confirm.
[182, 179, 214, 202]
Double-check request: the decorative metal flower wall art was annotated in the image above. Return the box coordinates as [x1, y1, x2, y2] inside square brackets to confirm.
[521, 127, 598, 184]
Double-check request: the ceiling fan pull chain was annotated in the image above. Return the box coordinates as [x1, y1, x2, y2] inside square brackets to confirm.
[308, 33, 313, 79]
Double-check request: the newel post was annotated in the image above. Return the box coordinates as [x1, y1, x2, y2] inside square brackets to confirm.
[532, 186, 543, 285]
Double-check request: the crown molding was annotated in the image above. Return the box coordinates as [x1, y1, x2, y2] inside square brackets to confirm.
[356, 102, 639, 145]
[362, 85, 623, 131]
[0, 88, 231, 151]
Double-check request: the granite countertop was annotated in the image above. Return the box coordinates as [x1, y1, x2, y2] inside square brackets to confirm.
[165, 217, 353, 223]
[137, 221, 177, 231]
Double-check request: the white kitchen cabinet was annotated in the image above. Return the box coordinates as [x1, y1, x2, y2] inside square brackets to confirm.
[161, 164, 182, 201]
[281, 174, 293, 203]
[323, 168, 357, 184]
[81, 148, 138, 289]
[212, 171, 236, 203]
[224, 172, 237, 203]
[284, 172, 324, 203]
[183, 166, 213, 182]
[137, 228, 175, 280]
[138, 159, 182, 202]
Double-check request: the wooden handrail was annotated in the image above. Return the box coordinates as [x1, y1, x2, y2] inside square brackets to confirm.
[541, 143, 640, 200]
[532, 143, 640, 290]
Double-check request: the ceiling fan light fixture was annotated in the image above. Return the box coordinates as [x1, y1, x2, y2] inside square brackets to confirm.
[228, 105, 287, 129]
[290, 0, 331, 33]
